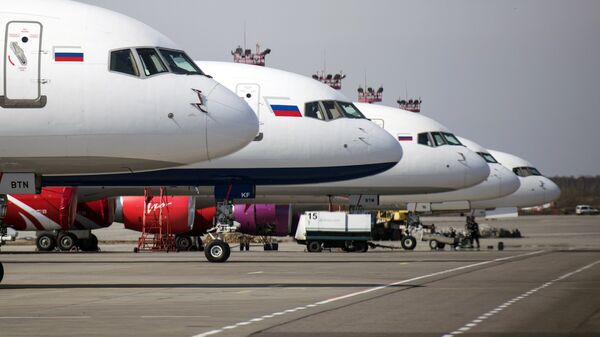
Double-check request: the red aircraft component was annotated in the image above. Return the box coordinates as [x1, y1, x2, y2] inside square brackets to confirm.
[192, 207, 216, 235]
[72, 198, 116, 230]
[4, 187, 78, 231]
[121, 196, 196, 234]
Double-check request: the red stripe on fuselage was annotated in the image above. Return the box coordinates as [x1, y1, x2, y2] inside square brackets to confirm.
[273, 110, 302, 117]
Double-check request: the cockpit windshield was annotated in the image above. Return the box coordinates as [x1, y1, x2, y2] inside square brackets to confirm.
[304, 101, 366, 121]
[418, 132, 464, 148]
[158, 48, 204, 75]
[513, 166, 543, 177]
[477, 152, 498, 163]
[442, 133, 463, 146]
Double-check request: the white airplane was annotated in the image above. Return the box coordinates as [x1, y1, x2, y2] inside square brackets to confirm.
[380, 137, 521, 211]
[0, 0, 259, 195]
[470, 150, 560, 210]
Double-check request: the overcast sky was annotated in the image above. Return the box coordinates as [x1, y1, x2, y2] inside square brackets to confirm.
[78, 0, 600, 176]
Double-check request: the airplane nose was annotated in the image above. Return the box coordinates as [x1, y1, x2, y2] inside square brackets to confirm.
[459, 149, 490, 187]
[204, 84, 259, 160]
[497, 165, 521, 196]
[362, 121, 403, 164]
[543, 178, 561, 203]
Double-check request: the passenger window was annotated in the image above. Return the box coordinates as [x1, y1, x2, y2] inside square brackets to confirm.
[431, 132, 446, 146]
[418, 133, 433, 147]
[136, 48, 167, 76]
[110, 49, 139, 76]
[322, 101, 343, 120]
[305, 101, 324, 120]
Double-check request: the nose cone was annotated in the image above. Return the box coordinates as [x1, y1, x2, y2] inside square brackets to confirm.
[205, 84, 259, 160]
[459, 149, 490, 188]
[495, 164, 521, 197]
[366, 121, 403, 164]
[542, 177, 561, 203]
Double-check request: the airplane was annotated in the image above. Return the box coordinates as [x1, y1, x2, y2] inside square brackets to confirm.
[470, 150, 561, 210]
[0, 0, 263, 283]
[0, 0, 259, 195]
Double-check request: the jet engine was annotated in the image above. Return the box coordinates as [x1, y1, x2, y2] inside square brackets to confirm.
[4, 187, 78, 231]
[73, 198, 116, 229]
[121, 196, 196, 234]
[234, 204, 291, 236]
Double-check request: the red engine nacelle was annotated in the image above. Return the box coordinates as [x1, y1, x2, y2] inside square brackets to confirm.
[192, 207, 216, 235]
[5, 187, 78, 231]
[121, 196, 196, 234]
[72, 198, 116, 230]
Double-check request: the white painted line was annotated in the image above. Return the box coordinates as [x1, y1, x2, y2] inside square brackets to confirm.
[191, 251, 544, 337]
[141, 316, 209, 319]
[442, 259, 600, 336]
[0, 316, 90, 319]
[247, 271, 264, 275]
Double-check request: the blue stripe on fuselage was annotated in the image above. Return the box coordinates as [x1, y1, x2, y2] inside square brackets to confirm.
[42, 162, 397, 187]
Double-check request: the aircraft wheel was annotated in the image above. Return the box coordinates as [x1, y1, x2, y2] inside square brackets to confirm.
[245, 242, 250, 251]
[175, 235, 193, 251]
[307, 241, 322, 253]
[79, 234, 99, 252]
[0, 262, 3, 283]
[272, 243, 279, 251]
[57, 233, 77, 251]
[36, 233, 56, 252]
[205, 240, 231, 263]
[429, 240, 439, 250]
[401, 236, 417, 250]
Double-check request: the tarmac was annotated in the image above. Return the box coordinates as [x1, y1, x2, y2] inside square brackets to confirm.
[0, 215, 599, 337]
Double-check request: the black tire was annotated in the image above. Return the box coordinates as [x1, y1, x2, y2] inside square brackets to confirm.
[245, 242, 250, 251]
[354, 241, 368, 253]
[401, 236, 417, 250]
[429, 240, 439, 250]
[272, 243, 279, 251]
[204, 240, 231, 263]
[36, 233, 56, 252]
[438, 242, 446, 250]
[175, 235, 193, 252]
[57, 233, 77, 251]
[79, 234, 99, 252]
[133, 247, 139, 253]
[0, 262, 3, 283]
[307, 241, 322, 253]
[240, 243, 245, 251]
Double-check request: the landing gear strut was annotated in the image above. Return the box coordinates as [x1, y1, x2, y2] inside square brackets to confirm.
[204, 200, 237, 263]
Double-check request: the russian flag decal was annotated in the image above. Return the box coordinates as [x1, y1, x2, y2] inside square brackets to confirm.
[270, 104, 302, 117]
[397, 135, 413, 141]
[54, 47, 84, 62]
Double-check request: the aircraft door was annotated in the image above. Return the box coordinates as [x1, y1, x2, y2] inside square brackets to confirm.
[236, 83, 260, 120]
[1, 21, 46, 108]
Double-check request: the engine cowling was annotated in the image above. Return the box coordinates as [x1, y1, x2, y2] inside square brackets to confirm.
[5, 187, 78, 231]
[121, 196, 196, 234]
[191, 207, 216, 235]
[73, 198, 116, 230]
[234, 204, 291, 236]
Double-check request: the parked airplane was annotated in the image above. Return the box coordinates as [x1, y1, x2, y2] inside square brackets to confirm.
[0, 0, 261, 283]
[0, 0, 258, 195]
[470, 150, 560, 209]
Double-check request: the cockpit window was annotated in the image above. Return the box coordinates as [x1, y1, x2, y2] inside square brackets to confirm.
[303, 101, 366, 121]
[110, 49, 139, 76]
[305, 101, 324, 120]
[442, 133, 463, 146]
[158, 48, 204, 75]
[478, 152, 498, 163]
[418, 133, 433, 147]
[431, 132, 447, 147]
[513, 166, 543, 177]
[337, 101, 366, 119]
[136, 48, 168, 76]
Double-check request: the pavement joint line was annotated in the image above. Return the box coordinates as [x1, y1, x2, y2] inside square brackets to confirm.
[190, 250, 544, 337]
[442, 259, 600, 337]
